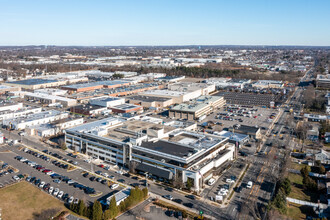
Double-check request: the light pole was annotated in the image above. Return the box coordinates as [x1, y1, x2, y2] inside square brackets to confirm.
[145, 172, 148, 189]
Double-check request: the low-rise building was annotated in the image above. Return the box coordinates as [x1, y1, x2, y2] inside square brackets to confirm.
[0, 102, 23, 112]
[253, 80, 284, 89]
[89, 96, 125, 108]
[227, 125, 261, 140]
[126, 95, 173, 109]
[169, 96, 225, 120]
[26, 117, 84, 137]
[0, 85, 21, 94]
[24, 92, 77, 107]
[111, 104, 143, 114]
[0, 107, 42, 121]
[3, 110, 69, 130]
[70, 104, 107, 116]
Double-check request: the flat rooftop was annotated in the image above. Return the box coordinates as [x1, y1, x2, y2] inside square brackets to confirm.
[111, 104, 142, 111]
[7, 79, 58, 85]
[62, 80, 129, 89]
[171, 95, 223, 113]
[139, 131, 225, 158]
[127, 95, 172, 102]
[142, 89, 186, 97]
[91, 96, 123, 102]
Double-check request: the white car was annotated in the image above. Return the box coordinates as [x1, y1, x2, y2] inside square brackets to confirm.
[74, 198, 79, 204]
[226, 178, 235, 184]
[39, 181, 45, 188]
[49, 186, 54, 194]
[57, 191, 64, 199]
[68, 196, 74, 204]
[116, 170, 123, 175]
[111, 184, 119, 189]
[53, 188, 59, 196]
[47, 171, 55, 176]
[247, 181, 253, 189]
[12, 176, 20, 181]
[102, 173, 109, 178]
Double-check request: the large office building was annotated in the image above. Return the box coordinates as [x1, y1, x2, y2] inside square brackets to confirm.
[65, 117, 235, 191]
[316, 74, 330, 88]
[0, 102, 23, 112]
[169, 95, 225, 120]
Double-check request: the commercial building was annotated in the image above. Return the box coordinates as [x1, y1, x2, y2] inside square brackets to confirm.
[70, 104, 107, 116]
[0, 85, 21, 94]
[154, 76, 185, 83]
[227, 125, 261, 140]
[0, 102, 23, 112]
[24, 92, 77, 107]
[3, 110, 69, 130]
[65, 117, 235, 191]
[27, 117, 84, 137]
[0, 107, 42, 121]
[126, 95, 173, 109]
[316, 74, 330, 88]
[89, 96, 125, 108]
[167, 82, 216, 96]
[141, 90, 195, 104]
[61, 80, 130, 93]
[203, 78, 251, 89]
[169, 96, 225, 120]
[3, 77, 88, 90]
[252, 80, 284, 89]
[34, 88, 67, 96]
[111, 104, 143, 114]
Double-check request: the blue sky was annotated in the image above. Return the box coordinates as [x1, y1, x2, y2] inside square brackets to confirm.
[0, 0, 329, 46]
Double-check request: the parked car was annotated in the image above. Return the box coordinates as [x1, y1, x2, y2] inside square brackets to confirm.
[57, 191, 64, 199]
[53, 188, 59, 196]
[68, 196, 74, 204]
[163, 195, 173, 201]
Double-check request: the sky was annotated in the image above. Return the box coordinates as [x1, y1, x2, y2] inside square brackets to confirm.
[0, 0, 329, 46]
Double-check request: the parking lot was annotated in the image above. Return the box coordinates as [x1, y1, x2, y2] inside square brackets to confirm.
[201, 159, 246, 202]
[0, 144, 129, 205]
[201, 104, 279, 131]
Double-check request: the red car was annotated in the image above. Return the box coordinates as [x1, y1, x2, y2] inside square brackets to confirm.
[36, 166, 45, 170]
[42, 169, 51, 173]
[98, 164, 104, 168]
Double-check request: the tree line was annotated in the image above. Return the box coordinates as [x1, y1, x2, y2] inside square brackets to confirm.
[68, 187, 148, 220]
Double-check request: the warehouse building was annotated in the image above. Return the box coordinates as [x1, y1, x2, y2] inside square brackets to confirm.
[252, 80, 284, 89]
[0, 85, 21, 94]
[0, 107, 42, 121]
[168, 82, 216, 96]
[24, 92, 77, 107]
[27, 117, 84, 137]
[89, 96, 125, 108]
[111, 104, 143, 114]
[3, 110, 69, 130]
[61, 80, 131, 93]
[70, 104, 107, 116]
[0, 102, 23, 112]
[141, 89, 197, 104]
[65, 117, 235, 191]
[169, 95, 225, 120]
[126, 95, 173, 109]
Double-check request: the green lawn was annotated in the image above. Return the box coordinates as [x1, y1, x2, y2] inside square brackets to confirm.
[286, 202, 315, 220]
[290, 162, 305, 171]
[288, 173, 303, 185]
[287, 173, 319, 202]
